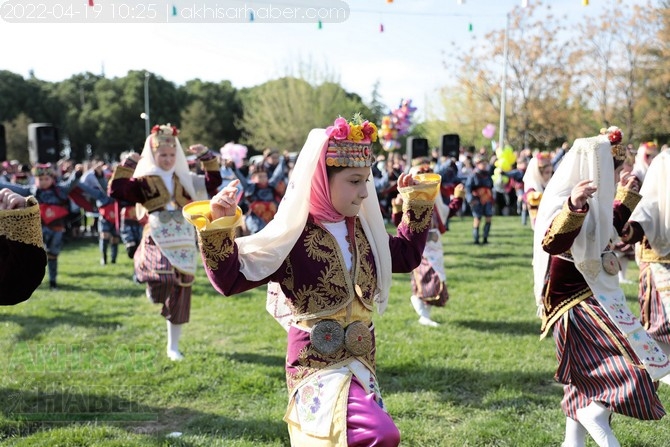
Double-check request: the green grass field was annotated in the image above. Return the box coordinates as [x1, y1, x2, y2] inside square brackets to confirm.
[1, 216, 669, 446]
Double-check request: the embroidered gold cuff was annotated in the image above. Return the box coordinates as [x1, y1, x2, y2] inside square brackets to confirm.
[542, 202, 586, 247]
[400, 199, 433, 233]
[198, 226, 237, 270]
[113, 165, 134, 180]
[201, 158, 220, 172]
[640, 241, 670, 264]
[454, 184, 466, 199]
[0, 201, 44, 248]
[615, 186, 642, 212]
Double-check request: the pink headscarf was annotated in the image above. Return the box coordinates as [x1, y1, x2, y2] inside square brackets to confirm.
[309, 140, 345, 223]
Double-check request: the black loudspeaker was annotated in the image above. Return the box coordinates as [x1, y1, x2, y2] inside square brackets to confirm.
[0, 124, 6, 162]
[441, 134, 460, 159]
[406, 137, 429, 162]
[28, 123, 60, 164]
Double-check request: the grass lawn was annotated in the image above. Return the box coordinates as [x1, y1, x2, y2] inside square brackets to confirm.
[1, 215, 669, 446]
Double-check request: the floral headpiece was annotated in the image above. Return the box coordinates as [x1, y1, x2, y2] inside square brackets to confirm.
[32, 163, 54, 177]
[324, 113, 378, 168]
[150, 123, 179, 150]
[600, 126, 626, 164]
[641, 141, 658, 155]
[536, 152, 552, 169]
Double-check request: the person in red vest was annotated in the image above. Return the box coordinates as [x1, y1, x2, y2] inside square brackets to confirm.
[80, 159, 120, 265]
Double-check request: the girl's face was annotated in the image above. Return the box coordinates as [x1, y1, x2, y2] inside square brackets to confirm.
[154, 145, 177, 171]
[36, 175, 54, 189]
[329, 167, 370, 217]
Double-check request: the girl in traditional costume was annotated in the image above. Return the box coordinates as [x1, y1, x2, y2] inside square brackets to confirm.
[533, 127, 669, 447]
[522, 152, 553, 230]
[109, 124, 221, 361]
[392, 159, 464, 327]
[621, 146, 670, 384]
[183, 115, 437, 446]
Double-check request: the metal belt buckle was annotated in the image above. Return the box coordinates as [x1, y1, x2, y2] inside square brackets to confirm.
[310, 320, 344, 355]
[344, 321, 372, 357]
[602, 252, 620, 276]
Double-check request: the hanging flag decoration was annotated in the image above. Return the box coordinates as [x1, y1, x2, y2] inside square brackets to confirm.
[318, 20, 322, 29]
[582, 0, 589, 4]
[379, 23, 384, 32]
[88, 0, 94, 6]
[468, 22, 473, 32]
[172, 5, 177, 16]
[250, 11, 254, 21]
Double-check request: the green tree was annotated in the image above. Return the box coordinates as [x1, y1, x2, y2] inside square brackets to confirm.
[48, 72, 103, 160]
[3, 113, 32, 164]
[179, 79, 242, 150]
[238, 76, 369, 152]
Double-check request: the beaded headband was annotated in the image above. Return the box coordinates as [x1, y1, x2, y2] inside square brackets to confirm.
[150, 124, 179, 150]
[325, 114, 377, 168]
[32, 163, 54, 177]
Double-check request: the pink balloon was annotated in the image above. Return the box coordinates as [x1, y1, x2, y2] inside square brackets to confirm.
[482, 124, 496, 139]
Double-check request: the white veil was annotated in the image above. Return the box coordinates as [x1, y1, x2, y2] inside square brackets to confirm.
[630, 148, 670, 257]
[240, 129, 392, 314]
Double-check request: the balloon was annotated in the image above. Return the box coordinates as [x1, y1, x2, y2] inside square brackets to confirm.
[482, 124, 496, 140]
[381, 98, 418, 150]
[220, 142, 248, 168]
[495, 144, 516, 171]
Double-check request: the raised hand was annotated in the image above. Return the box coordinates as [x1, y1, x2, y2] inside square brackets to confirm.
[211, 180, 240, 220]
[619, 172, 640, 193]
[570, 179, 597, 210]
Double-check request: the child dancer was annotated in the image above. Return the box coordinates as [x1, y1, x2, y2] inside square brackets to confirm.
[184, 115, 437, 446]
[533, 127, 669, 447]
[392, 159, 464, 327]
[621, 146, 670, 381]
[109, 124, 221, 360]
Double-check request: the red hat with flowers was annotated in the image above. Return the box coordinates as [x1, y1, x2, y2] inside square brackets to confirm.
[324, 113, 378, 168]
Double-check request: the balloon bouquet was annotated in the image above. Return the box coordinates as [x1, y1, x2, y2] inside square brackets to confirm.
[481, 123, 516, 213]
[379, 99, 417, 152]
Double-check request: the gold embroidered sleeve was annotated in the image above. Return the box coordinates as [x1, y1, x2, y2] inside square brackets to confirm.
[542, 202, 586, 248]
[112, 165, 134, 180]
[0, 200, 44, 248]
[201, 158, 220, 172]
[400, 198, 434, 233]
[615, 186, 642, 213]
[198, 227, 237, 270]
[397, 183, 438, 234]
